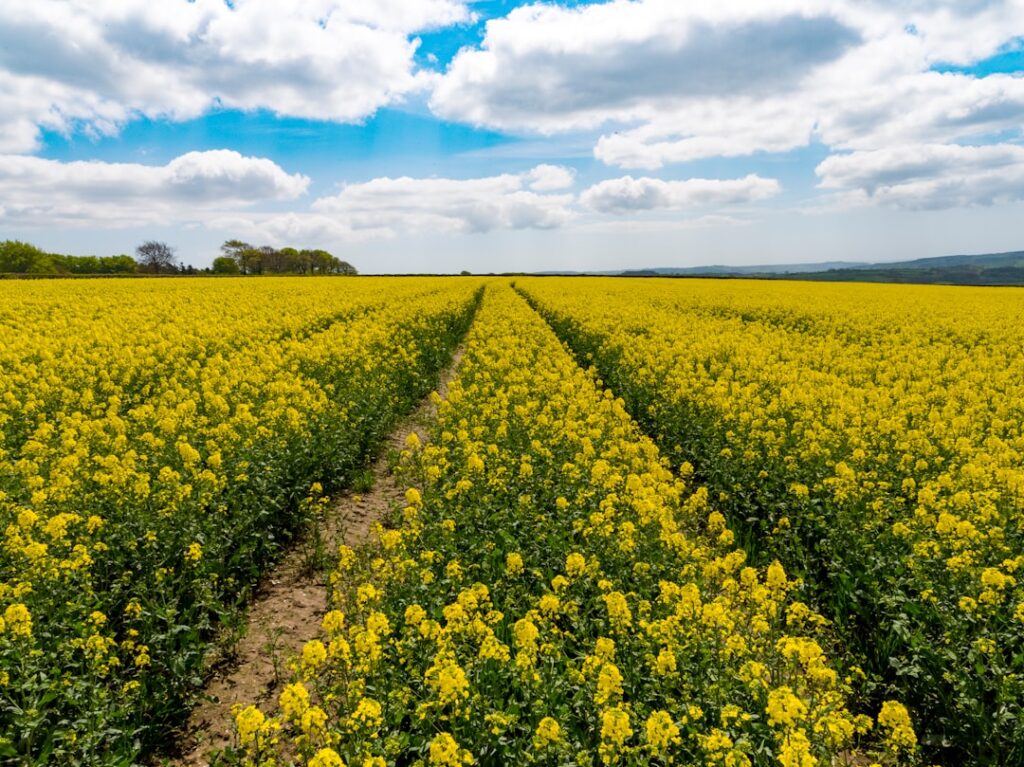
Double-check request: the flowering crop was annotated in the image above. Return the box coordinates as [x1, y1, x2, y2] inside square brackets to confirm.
[0, 277, 481, 765]
[238, 287, 913, 767]
[519, 277, 1024, 764]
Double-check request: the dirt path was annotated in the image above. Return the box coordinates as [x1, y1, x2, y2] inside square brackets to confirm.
[166, 349, 464, 766]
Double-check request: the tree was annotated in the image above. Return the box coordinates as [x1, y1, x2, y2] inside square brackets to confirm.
[279, 247, 306, 274]
[220, 240, 257, 274]
[212, 256, 240, 274]
[135, 241, 177, 274]
[260, 245, 286, 274]
[0, 240, 55, 274]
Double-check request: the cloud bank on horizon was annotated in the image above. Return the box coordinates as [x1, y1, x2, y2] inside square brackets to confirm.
[1, 0, 1023, 270]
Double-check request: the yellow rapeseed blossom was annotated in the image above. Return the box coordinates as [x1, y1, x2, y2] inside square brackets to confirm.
[645, 710, 681, 751]
[234, 286, 907, 767]
[878, 701, 917, 753]
[308, 747, 346, 767]
[533, 717, 562, 749]
[519, 276, 1024, 759]
[0, 275, 483, 762]
[429, 732, 473, 766]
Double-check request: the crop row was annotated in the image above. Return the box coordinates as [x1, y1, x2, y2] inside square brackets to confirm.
[517, 277, 1024, 765]
[235, 286, 915, 767]
[0, 278, 481, 765]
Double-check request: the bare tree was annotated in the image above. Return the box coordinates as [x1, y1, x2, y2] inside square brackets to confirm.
[135, 241, 178, 274]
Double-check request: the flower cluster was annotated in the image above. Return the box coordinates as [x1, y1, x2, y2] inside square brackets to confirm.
[521, 276, 1023, 763]
[238, 287, 908, 766]
[0, 276, 480, 763]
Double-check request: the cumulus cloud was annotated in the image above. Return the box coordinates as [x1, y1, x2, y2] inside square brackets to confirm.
[206, 212, 388, 246]
[311, 167, 575, 234]
[525, 164, 576, 191]
[0, 150, 309, 227]
[574, 215, 750, 234]
[431, 0, 860, 133]
[593, 99, 816, 169]
[431, 0, 1024, 195]
[0, 0, 471, 151]
[816, 143, 1024, 209]
[581, 175, 780, 214]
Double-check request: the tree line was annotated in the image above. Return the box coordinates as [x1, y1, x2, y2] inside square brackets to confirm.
[0, 239, 357, 276]
[0, 240, 137, 275]
[214, 240, 357, 275]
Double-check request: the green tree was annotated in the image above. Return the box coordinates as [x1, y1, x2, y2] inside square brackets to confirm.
[0, 240, 55, 273]
[212, 256, 240, 274]
[220, 239, 257, 274]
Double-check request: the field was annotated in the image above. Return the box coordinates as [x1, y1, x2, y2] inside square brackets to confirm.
[1, 277, 1021, 766]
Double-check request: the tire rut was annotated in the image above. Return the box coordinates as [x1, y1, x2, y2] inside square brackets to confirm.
[164, 347, 464, 766]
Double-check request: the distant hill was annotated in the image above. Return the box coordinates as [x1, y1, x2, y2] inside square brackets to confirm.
[604, 250, 1024, 286]
[621, 260, 870, 276]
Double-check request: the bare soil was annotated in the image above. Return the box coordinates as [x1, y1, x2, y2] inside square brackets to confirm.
[166, 349, 463, 766]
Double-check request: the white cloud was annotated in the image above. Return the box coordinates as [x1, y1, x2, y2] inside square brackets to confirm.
[816, 143, 1024, 209]
[431, 0, 1024, 191]
[207, 212, 388, 246]
[573, 215, 751, 234]
[0, 0, 471, 151]
[581, 175, 780, 214]
[431, 0, 861, 134]
[210, 166, 775, 244]
[525, 164, 576, 191]
[817, 71, 1024, 151]
[0, 150, 309, 227]
[593, 99, 816, 169]
[311, 167, 575, 234]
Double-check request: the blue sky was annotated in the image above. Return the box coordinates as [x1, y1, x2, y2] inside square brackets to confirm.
[2, 1, 1024, 272]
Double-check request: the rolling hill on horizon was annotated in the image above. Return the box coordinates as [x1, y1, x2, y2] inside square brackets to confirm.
[535, 250, 1024, 285]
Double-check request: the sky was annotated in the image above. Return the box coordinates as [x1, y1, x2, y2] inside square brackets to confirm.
[1, 0, 1023, 273]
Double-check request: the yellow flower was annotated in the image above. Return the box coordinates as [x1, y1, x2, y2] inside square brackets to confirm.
[3, 604, 32, 638]
[878, 701, 917, 753]
[322, 610, 346, 636]
[513, 617, 539, 650]
[565, 552, 586, 578]
[429, 732, 473, 766]
[533, 716, 562, 749]
[425, 655, 470, 708]
[538, 593, 560, 615]
[478, 632, 511, 662]
[599, 705, 633, 763]
[301, 640, 327, 676]
[766, 561, 788, 591]
[404, 604, 427, 627]
[777, 730, 815, 767]
[645, 710, 680, 751]
[506, 552, 524, 576]
[234, 705, 266, 747]
[766, 687, 808, 729]
[308, 747, 346, 767]
[602, 591, 632, 630]
[279, 682, 310, 722]
[185, 542, 203, 562]
[655, 647, 676, 675]
[350, 697, 383, 731]
[595, 663, 624, 706]
[594, 636, 616, 660]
